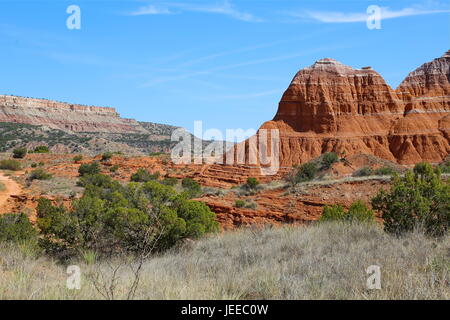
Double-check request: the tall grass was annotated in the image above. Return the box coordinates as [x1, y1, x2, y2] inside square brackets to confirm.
[0, 222, 448, 299]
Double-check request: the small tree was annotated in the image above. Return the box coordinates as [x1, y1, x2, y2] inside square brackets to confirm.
[12, 147, 27, 159]
[372, 163, 449, 236]
[73, 155, 83, 163]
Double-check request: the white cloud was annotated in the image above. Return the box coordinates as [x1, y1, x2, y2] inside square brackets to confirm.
[129, 5, 172, 16]
[129, 1, 261, 22]
[296, 6, 450, 23]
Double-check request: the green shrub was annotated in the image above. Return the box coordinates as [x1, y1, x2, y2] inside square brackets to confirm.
[78, 162, 101, 176]
[28, 168, 52, 181]
[372, 163, 449, 236]
[321, 152, 339, 169]
[131, 169, 160, 182]
[30, 162, 37, 168]
[38, 162, 44, 167]
[346, 201, 376, 222]
[33, 145, 49, 153]
[245, 177, 260, 190]
[438, 160, 450, 173]
[354, 167, 373, 177]
[73, 155, 83, 162]
[320, 201, 375, 222]
[320, 205, 346, 221]
[12, 147, 27, 159]
[374, 167, 396, 176]
[161, 177, 178, 186]
[294, 162, 317, 184]
[181, 178, 202, 198]
[0, 159, 21, 171]
[37, 175, 218, 257]
[235, 200, 245, 208]
[0, 213, 37, 243]
[101, 152, 113, 162]
[109, 165, 119, 173]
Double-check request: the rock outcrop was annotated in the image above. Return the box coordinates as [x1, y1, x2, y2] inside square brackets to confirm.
[222, 51, 450, 170]
[0, 95, 147, 133]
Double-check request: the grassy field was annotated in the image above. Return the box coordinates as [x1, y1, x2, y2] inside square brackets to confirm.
[0, 222, 448, 300]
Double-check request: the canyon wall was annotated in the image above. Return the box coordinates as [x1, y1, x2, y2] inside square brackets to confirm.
[0, 95, 147, 133]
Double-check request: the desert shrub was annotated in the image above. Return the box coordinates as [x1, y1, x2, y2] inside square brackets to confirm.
[0, 159, 21, 171]
[294, 162, 317, 184]
[109, 164, 119, 173]
[0, 213, 37, 243]
[73, 155, 83, 162]
[320, 205, 346, 221]
[28, 168, 52, 181]
[101, 152, 113, 162]
[320, 201, 375, 223]
[161, 177, 178, 186]
[321, 152, 339, 169]
[372, 163, 449, 236]
[36, 175, 218, 257]
[181, 178, 202, 198]
[354, 167, 373, 177]
[245, 177, 260, 190]
[346, 201, 376, 222]
[131, 169, 160, 183]
[235, 200, 245, 208]
[149, 152, 166, 157]
[33, 145, 49, 153]
[78, 162, 101, 176]
[438, 159, 450, 173]
[374, 166, 396, 176]
[12, 147, 27, 159]
[30, 163, 37, 168]
[38, 162, 44, 167]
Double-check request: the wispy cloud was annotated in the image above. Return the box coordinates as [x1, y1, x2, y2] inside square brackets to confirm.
[129, 1, 262, 22]
[295, 6, 450, 23]
[139, 45, 349, 87]
[129, 5, 172, 16]
[204, 89, 283, 100]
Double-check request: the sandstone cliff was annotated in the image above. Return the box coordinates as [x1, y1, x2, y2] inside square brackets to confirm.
[198, 51, 450, 185]
[0, 95, 147, 133]
[243, 51, 450, 167]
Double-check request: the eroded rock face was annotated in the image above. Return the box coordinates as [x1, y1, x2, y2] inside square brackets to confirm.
[0, 95, 147, 133]
[199, 51, 450, 185]
[258, 51, 450, 166]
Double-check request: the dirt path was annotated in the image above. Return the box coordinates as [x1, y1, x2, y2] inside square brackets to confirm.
[0, 172, 23, 214]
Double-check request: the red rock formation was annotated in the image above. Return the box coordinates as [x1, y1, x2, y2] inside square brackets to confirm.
[227, 51, 450, 169]
[198, 51, 450, 186]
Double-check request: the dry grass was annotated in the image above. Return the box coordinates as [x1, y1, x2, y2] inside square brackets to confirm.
[0, 222, 448, 300]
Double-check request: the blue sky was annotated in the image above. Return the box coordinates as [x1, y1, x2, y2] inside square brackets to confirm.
[0, 0, 449, 138]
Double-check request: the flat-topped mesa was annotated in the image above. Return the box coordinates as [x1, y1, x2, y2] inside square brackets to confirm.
[0, 95, 147, 133]
[273, 58, 402, 135]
